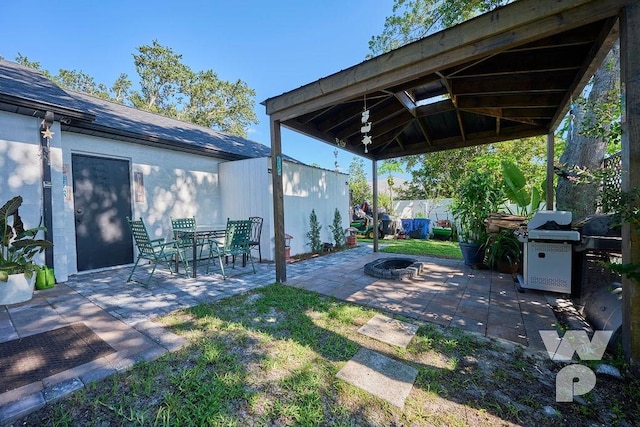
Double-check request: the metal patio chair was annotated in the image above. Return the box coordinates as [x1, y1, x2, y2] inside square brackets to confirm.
[207, 219, 255, 278]
[170, 216, 208, 259]
[248, 216, 263, 263]
[127, 217, 190, 286]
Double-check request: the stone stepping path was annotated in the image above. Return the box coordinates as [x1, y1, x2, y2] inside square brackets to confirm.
[357, 314, 418, 348]
[336, 314, 419, 408]
[336, 348, 418, 408]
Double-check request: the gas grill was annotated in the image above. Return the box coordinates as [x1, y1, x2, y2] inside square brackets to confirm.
[572, 213, 622, 254]
[517, 210, 581, 293]
[571, 213, 622, 299]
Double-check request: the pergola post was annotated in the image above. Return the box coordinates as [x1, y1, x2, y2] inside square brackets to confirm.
[546, 132, 555, 210]
[372, 160, 379, 252]
[620, 2, 640, 373]
[270, 118, 286, 283]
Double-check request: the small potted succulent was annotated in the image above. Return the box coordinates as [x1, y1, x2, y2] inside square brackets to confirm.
[0, 196, 53, 305]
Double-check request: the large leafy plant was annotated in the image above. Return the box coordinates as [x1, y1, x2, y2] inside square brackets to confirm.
[451, 171, 504, 244]
[0, 196, 52, 282]
[501, 160, 546, 216]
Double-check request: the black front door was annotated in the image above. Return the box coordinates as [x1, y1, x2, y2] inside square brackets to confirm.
[72, 154, 133, 271]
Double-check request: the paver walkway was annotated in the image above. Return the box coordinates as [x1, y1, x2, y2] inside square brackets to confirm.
[0, 244, 560, 423]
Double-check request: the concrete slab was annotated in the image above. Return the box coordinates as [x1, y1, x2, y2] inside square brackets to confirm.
[357, 314, 418, 348]
[336, 347, 417, 408]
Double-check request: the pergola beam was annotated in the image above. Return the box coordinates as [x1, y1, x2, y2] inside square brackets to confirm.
[620, 1, 640, 374]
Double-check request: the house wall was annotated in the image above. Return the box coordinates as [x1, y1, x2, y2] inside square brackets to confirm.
[2, 109, 349, 280]
[60, 133, 223, 280]
[0, 112, 50, 271]
[220, 158, 350, 259]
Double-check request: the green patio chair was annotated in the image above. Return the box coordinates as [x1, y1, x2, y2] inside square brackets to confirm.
[207, 219, 255, 278]
[170, 216, 208, 260]
[127, 217, 190, 286]
[248, 216, 263, 263]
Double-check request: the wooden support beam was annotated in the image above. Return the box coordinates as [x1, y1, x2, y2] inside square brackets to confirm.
[270, 118, 286, 283]
[620, 2, 640, 374]
[394, 91, 417, 116]
[372, 160, 379, 252]
[546, 133, 554, 210]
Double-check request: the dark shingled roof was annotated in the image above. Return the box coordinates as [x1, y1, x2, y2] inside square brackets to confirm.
[0, 59, 284, 162]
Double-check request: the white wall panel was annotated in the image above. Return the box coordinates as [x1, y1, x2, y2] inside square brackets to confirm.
[0, 112, 50, 273]
[221, 159, 349, 260]
[62, 133, 223, 277]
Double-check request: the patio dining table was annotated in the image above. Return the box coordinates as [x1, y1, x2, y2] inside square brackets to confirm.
[174, 225, 226, 278]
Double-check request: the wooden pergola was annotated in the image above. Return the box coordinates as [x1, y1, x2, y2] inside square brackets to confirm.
[264, 0, 640, 370]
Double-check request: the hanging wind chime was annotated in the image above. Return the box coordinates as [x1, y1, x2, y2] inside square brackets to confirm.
[361, 95, 372, 153]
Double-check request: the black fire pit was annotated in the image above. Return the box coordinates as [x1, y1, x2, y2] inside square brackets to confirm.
[364, 257, 423, 280]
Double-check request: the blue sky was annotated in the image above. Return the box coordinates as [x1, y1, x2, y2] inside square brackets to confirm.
[1, 0, 395, 177]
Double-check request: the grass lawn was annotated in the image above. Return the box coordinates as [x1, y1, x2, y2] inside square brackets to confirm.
[360, 237, 463, 259]
[20, 283, 639, 426]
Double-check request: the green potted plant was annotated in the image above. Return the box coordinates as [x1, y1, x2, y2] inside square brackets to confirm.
[485, 228, 522, 275]
[451, 171, 504, 266]
[0, 196, 53, 305]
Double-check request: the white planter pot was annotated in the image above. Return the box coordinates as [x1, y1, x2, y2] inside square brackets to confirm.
[0, 273, 36, 305]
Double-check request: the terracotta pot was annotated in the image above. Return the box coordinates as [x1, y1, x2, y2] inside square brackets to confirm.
[346, 235, 357, 246]
[0, 273, 36, 305]
[498, 261, 519, 275]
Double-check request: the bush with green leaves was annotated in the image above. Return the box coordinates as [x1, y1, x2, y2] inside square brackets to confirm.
[328, 208, 346, 248]
[451, 171, 504, 244]
[305, 209, 322, 253]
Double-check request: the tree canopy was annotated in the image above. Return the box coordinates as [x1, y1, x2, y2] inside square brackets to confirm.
[348, 157, 371, 207]
[14, 40, 258, 138]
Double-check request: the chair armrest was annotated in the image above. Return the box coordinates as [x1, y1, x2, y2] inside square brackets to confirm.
[156, 239, 181, 249]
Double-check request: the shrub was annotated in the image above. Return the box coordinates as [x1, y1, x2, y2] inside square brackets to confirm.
[305, 209, 322, 253]
[328, 208, 346, 248]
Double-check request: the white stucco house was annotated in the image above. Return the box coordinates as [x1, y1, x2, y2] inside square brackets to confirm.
[0, 59, 349, 283]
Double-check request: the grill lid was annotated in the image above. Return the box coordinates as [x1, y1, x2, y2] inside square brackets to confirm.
[528, 210, 573, 230]
[572, 213, 621, 237]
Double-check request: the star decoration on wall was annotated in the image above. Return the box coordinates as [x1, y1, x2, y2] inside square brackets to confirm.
[41, 127, 55, 139]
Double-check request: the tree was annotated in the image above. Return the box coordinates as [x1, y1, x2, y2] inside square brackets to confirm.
[368, 0, 512, 56]
[54, 69, 111, 100]
[14, 40, 258, 138]
[130, 40, 190, 116]
[15, 54, 132, 103]
[556, 42, 621, 218]
[179, 70, 257, 135]
[14, 54, 51, 78]
[348, 157, 371, 207]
